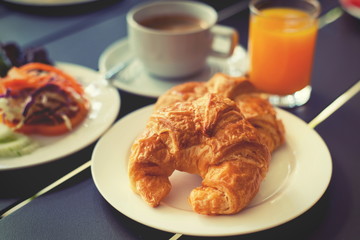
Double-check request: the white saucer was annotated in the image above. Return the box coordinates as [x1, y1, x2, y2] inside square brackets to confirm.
[98, 38, 249, 98]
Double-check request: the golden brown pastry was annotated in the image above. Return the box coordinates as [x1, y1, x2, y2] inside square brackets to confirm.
[128, 94, 270, 215]
[155, 73, 285, 152]
[154, 74, 257, 111]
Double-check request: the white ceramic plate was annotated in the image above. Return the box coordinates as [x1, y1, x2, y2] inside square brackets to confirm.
[0, 62, 120, 170]
[3, 0, 97, 6]
[91, 104, 332, 236]
[98, 38, 249, 98]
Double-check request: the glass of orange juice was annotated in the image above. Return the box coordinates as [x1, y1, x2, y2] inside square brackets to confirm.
[248, 0, 321, 107]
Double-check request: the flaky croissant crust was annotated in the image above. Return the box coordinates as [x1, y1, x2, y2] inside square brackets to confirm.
[155, 73, 285, 152]
[128, 93, 271, 215]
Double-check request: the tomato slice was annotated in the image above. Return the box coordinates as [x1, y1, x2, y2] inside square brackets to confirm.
[343, 0, 360, 7]
[13, 100, 89, 136]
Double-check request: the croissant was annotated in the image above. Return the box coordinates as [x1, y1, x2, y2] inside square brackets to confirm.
[155, 73, 285, 152]
[128, 94, 270, 215]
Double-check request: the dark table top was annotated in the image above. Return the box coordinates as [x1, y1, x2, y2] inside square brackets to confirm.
[0, 0, 359, 239]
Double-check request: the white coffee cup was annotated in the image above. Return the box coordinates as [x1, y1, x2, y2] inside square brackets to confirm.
[126, 1, 239, 79]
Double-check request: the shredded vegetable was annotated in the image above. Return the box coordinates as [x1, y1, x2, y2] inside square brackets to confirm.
[0, 63, 89, 135]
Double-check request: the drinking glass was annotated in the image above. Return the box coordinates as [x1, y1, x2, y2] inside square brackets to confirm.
[248, 0, 321, 108]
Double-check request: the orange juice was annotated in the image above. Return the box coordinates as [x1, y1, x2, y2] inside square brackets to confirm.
[248, 8, 318, 95]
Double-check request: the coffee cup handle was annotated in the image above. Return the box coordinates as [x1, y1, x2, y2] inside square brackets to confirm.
[210, 25, 239, 58]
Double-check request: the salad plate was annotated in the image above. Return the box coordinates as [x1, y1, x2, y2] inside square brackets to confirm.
[0, 62, 120, 170]
[98, 38, 249, 98]
[91, 104, 332, 236]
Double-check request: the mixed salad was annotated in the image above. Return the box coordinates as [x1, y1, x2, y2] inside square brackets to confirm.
[0, 42, 89, 157]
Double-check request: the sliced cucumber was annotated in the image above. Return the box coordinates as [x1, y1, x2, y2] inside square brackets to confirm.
[17, 142, 39, 156]
[0, 124, 14, 142]
[0, 124, 39, 157]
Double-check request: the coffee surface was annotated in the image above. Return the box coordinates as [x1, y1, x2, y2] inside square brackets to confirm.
[139, 15, 207, 32]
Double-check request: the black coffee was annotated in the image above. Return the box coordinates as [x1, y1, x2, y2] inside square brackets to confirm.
[139, 15, 207, 32]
